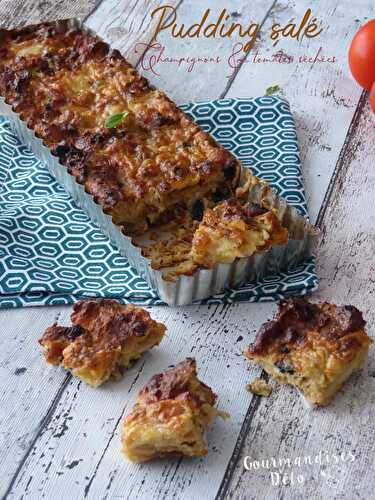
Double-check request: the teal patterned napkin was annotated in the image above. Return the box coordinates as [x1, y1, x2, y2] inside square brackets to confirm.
[0, 97, 317, 308]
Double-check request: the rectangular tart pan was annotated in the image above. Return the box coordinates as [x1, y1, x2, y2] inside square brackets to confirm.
[0, 18, 319, 306]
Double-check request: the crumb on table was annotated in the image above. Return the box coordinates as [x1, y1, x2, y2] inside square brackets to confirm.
[246, 378, 272, 397]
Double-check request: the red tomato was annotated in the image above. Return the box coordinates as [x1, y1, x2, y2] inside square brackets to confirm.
[370, 81, 375, 113]
[349, 19, 375, 91]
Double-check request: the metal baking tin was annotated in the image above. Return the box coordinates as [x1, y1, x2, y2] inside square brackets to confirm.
[0, 18, 319, 306]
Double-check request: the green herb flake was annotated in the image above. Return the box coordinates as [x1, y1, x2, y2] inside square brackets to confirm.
[105, 111, 129, 129]
[265, 85, 281, 96]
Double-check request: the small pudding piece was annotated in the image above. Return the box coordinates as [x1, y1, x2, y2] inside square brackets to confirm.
[191, 199, 288, 268]
[246, 378, 272, 397]
[122, 358, 228, 463]
[39, 299, 166, 387]
[244, 298, 372, 406]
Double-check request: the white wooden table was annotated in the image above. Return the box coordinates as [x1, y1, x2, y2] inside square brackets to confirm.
[1, 1, 374, 499]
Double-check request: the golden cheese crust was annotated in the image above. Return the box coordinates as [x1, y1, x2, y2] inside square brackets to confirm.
[0, 22, 240, 233]
[246, 378, 272, 397]
[122, 358, 227, 463]
[245, 298, 372, 405]
[39, 299, 166, 386]
[191, 199, 288, 267]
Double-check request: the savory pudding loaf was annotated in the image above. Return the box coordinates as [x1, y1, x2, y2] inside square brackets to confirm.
[0, 22, 240, 234]
[122, 358, 228, 463]
[39, 299, 165, 386]
[0, 21, 294, 283]
[245, 298, 372, 405]
[0, 20, 296, 288]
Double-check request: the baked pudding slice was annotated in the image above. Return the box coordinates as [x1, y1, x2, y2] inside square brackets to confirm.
[122, 358, 228, 463]
[133, 192, 289, 280]
[191, 199, 288, 268]
[245, 298, 372, 406]
[39, 299, 165, 387]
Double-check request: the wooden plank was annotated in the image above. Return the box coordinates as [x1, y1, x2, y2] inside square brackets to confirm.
[226, 0, 374, 223]
[0, 0, 100, 28]
[84, 0, 182, 67]
[4, 302, 277, 500]
[221, 81, 375, 500]
[0, 306, 72, 498]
